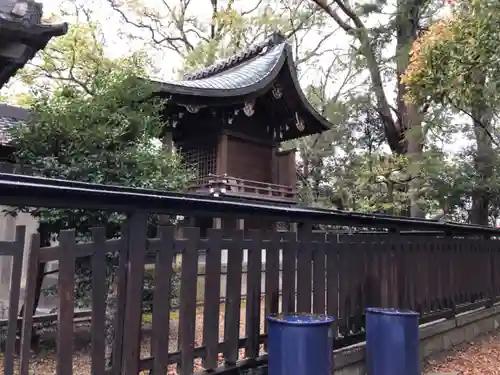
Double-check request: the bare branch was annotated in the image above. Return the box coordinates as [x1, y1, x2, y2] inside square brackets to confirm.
[241, 0, 265, 16]
[332, 0, 364, 29]
[105, 0, 195, 56]
[295, 30, 337, 65]
[310, 0, 353, 32]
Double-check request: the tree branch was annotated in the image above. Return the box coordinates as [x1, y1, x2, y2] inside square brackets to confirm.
[310, 0, 400, 152]
[310, 0, 353, 32]
[106, 0, 195, 55]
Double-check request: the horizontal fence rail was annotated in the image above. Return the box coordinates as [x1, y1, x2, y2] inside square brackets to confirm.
[0, 173, 499, 375]
[0, 172, 499, 234]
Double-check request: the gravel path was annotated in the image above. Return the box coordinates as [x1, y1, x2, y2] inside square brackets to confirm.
[0, 300, 266, 375]
[424, 330, 500, 375]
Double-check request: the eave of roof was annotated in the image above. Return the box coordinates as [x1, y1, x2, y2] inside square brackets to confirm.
[0, 4, 68, 89]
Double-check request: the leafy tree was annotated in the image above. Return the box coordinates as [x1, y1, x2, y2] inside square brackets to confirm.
[9, 20, 192, 366]
[105, 0, 335, 73]
[308, 0, 450, 217]
[402, 0, 500, 224]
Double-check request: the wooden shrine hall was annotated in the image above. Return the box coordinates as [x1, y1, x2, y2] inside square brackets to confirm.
[155, 33, 331, 214]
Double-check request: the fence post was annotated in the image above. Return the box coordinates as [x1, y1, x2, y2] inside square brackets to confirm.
[487, 235, 495, 307]
[3, 225, 25, 375]
[120, 212, 149, 375]
[57, 230, 76, 375]
[19, 234, 40, 375]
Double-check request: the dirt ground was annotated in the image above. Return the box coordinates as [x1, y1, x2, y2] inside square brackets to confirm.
[423, 330, 500, 375]
[0, 301, 266, 375]
[3, 306, 500, 375]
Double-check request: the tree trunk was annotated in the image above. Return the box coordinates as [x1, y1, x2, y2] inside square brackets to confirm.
[470, 74, 493, 225]
[395, 1, 424, 217]
[312, 0, 426, 216]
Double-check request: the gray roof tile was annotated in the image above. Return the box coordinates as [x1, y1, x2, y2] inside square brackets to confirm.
[164, 43, 285, 91]
[0, 103, 28, 144]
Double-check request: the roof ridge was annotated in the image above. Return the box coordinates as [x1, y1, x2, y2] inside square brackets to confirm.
[183, 32, 287, 81]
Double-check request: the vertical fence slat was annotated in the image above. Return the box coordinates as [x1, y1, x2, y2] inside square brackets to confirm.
[413, 239, 423, 311]
[338, 241, 349, 335]
[437, 240, 445, 309]
[296, 224, 312, 314]
[494, 241, 499, 299]
[326, 234, 339, 320]
[4, 226, 25, 375]
[121, 212, 148, 375]
[430, 241, 438, 310]
[151, 226, 176, 374]
[19, 233, 40, 375]
[352, 238, 364, 330]
[264, 230, 280, 348]
[363, 236, 379, 309]
[281, 231, 297, 314]
[312, 232, 326, 314]
[245, 230, 262, 359]
[489, 240, 495, 303]
[451, 240, 458, 311]
[223, 229, 244, 364]
[111, 223, 131, 374]
[57, 230, 76, 375]
[203, 228, 223, 369]
[445, 239, 453, 308]
[91, 228, 107, 375]
[405, 238, 414, 310]
[179, 226, 200, 374]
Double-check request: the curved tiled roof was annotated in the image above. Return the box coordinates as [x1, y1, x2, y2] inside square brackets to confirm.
[156, 33, 287, 96]
[155, 32, 332, 133]
[164, 43, 285, 91]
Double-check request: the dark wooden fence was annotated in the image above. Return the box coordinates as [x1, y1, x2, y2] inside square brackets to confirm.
[1, 174, 500, 375]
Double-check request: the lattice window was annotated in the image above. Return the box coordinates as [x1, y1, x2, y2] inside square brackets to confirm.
[180, 139, 217, 181]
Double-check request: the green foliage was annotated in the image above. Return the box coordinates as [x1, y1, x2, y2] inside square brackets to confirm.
[143, 266, 181, 312]
[403, 0, 500, 114]
[10, 19, 192, 235]
[7, 20, 193, 307]
[18, 22, 152, 93]
[11, 67, 191, 237]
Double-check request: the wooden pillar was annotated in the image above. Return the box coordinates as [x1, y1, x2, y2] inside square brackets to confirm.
[271, 146, 278, 185]
[216, 134, 228, 176]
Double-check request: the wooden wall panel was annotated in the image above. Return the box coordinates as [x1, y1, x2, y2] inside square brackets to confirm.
[226, 136, 273, 182]
[276, 149, 296, 188]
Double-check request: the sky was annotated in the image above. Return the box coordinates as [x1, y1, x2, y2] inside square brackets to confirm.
[12, 0, 467, 153]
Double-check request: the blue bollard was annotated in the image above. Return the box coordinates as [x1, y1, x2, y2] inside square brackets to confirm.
[267, 313, 335, 375]
[366, 307, 420, 375]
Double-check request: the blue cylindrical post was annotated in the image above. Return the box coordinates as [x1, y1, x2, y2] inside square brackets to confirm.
[267, 313, 335, 375]
[365, 307, 420, 375]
